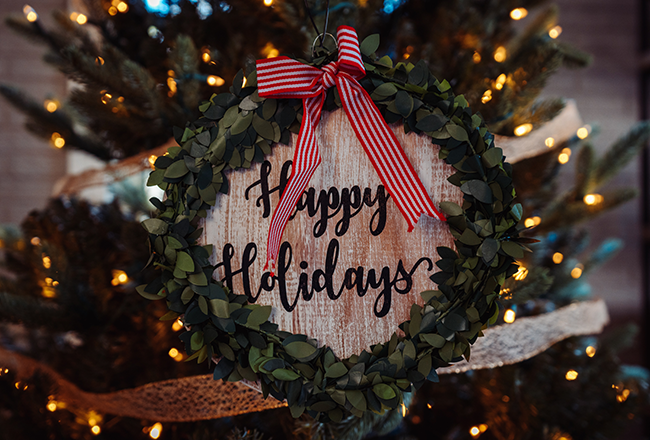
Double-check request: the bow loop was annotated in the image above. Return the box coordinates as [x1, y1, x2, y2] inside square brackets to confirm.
[256, 26, 444, 274]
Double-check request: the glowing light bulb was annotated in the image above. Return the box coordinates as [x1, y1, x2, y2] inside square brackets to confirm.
[266, 48, 279, 58]
[47, 401, 57, 412]
[168, 348, 179, 358]
[207, 75, 225, 87]
[513, 266, 528, 281]
[514, 123, 533, 137]
[479, 424, 488, 433]
[111, 270, 128, 286]
[44, 99, 58, 112]
[202, 52, 211, 63]
[472, 51, 481, 63]
[96, 56, 105, 65]
[91, 425, 101, 435]
[571, 266, 583, 279]
[470, 425, 481, 438]
[264, 0, 273, 5]
[558, 148, 571, 164]
[149, 422, 163, 439]
[31, 237, 41, 246]
[549, 26, 562, 39]
[545, 137, 555, 147]
[75, 13, 87, 24]
[504, 309, 516, 323]
[493, 46, 506, 63]
[23, 5, 38, 22]
[552, 252, 564, 264]
[565, 369, 578, 380]
[577, 126, 589, 139]
[583, 194, 602, 205]
[108, 6, 117, 15]
[524, 218, 535, 228]
[586, 346, 596, 357]
[242, 76, 247, 87]
[42, 255, 52, 269]
[101, 92, 112, 104]
[400, 402, 407, 417]
[116, 1, 128, 12]
[510, 8, 528, 20]
[481, 90, 492, 104]
[172, 318, 183, 331]
[51, 133, 65, 149]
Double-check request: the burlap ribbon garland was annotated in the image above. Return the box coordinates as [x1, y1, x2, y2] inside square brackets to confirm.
[0, 300, 608, 422]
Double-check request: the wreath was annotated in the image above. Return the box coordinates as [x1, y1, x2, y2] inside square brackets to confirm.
[138, 30, 525, 422]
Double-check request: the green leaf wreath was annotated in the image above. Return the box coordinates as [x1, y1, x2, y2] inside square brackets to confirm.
[139, 35, 524, 422]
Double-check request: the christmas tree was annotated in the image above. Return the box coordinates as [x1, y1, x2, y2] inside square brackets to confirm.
[0, 1, 648, 439]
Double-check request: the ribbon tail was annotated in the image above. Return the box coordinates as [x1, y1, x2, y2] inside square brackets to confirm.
[337, 76, 446, 228]
[265, 97, 323, 274]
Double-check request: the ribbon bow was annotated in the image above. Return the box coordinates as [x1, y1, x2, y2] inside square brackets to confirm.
[256, 26, 444, 274]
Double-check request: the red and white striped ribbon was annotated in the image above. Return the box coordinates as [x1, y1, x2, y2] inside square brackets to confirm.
[256, 26, 445, 274]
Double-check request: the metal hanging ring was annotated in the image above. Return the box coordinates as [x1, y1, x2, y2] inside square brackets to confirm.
[311, 33, 337, 56]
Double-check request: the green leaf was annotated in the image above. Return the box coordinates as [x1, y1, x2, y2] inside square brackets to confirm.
[466, 307, 480, 323]
[252, 114, 275, 140]
[160, 311, 179, 321]
[198, 296, 209, 315]
[247, 305, 272, 326]
[460, 180, 492, 203]
[360, 34, 380, 56]
[439, 201, 463, 217]
[459, 228, 482, 246]
[347, 390, 367, 411]
[421, 333, 446, 348]
[188, 272, 208, 286]
[446, 124, 469, 143]
[372, 82, 398, 98]
[479, 238, 499, 263]
[164, 160, 189, 179]
[142, 218, 168, 235]
[136, 284, 164, 301]
[285, 341, 317, 360]
[181, 287, 194, 304]
[210, 299, 230, 318]
[176, 251, 195, 272]
[190, 331, 204, 351]
[394, 90, 413, 118]
[416, 114, 449, 132]
[272, 368, 300, 381]
[501, 241, 525, 258]
[372, 383, 396, 400]
[231, 111, 253, 135]
[482, 148, 503, 168]
[439, 342, 454, 362]
[324, 362, 348, 378]
[510, 203, 523, 221]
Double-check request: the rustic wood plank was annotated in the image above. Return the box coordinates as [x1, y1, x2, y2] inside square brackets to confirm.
[203, 109, 463, 358]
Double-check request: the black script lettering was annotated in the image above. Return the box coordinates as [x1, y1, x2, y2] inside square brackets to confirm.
[277, 242, 299, 312]
[244, 160, 292, 218]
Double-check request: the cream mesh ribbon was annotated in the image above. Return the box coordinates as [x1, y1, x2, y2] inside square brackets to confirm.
[0, 299, 608, 422]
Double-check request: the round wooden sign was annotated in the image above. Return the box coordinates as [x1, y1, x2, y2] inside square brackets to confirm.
[204, 109, 463, 359]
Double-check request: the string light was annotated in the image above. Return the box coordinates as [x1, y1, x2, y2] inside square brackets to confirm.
[472, 51, 481, 63]
[481, 90, 492, 104]
[426, 403, 432, 409]
[207, 75, 225, 87]
[108, 6, 117, 15]
[116, 1, 128, 13]
[545, 137, 555, 147]
[96, 56, 105, 65]
[513, 265, 528, 281]
[510, 8, 528, 20]
[51, 132, 65, 149]
[30, 237, 41, 246]
[42, 255, 52, 269]
[70, 12, 88, 24]
[576, 126, 590, 139]
[514, 123, 533, 137]
[552, 252, 564, 264]
[470, 426, 481, 438]
[111, 270, 129, 286]
[617, 388, 630, 402]
[558, 147, 571, 164]
[493, 46, 506, 63]
[91, 425, 101, 435]
[242, 76, 248, 87]
[524, 216, 541, 228]
[147, 422, 163, 439]
[495, 73, 506, 90]
[261, 42, 279, 59]
[172, 318, 183, 331]
[101, 92, 112, 104]
[168, 347, 183, 361]
[47, 401, 58, 412]
[23, 5, 38, 22]
[44, 99, 58, 112]
[586, 346, 596, 357]
[549, 26, 562, 39]
[571, 264, 583, 279]
[202, 52, 211, 63]
[565, 369, 578, 380]
[504, 309, 516, 323]
[583, 193, 603, 205]
[264, 0, 273, 5]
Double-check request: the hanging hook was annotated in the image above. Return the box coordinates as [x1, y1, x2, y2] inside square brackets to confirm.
[303, 0, 331, 48]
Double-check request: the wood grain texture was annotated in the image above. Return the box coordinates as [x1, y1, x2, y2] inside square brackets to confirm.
[203, 109, 463, 358]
